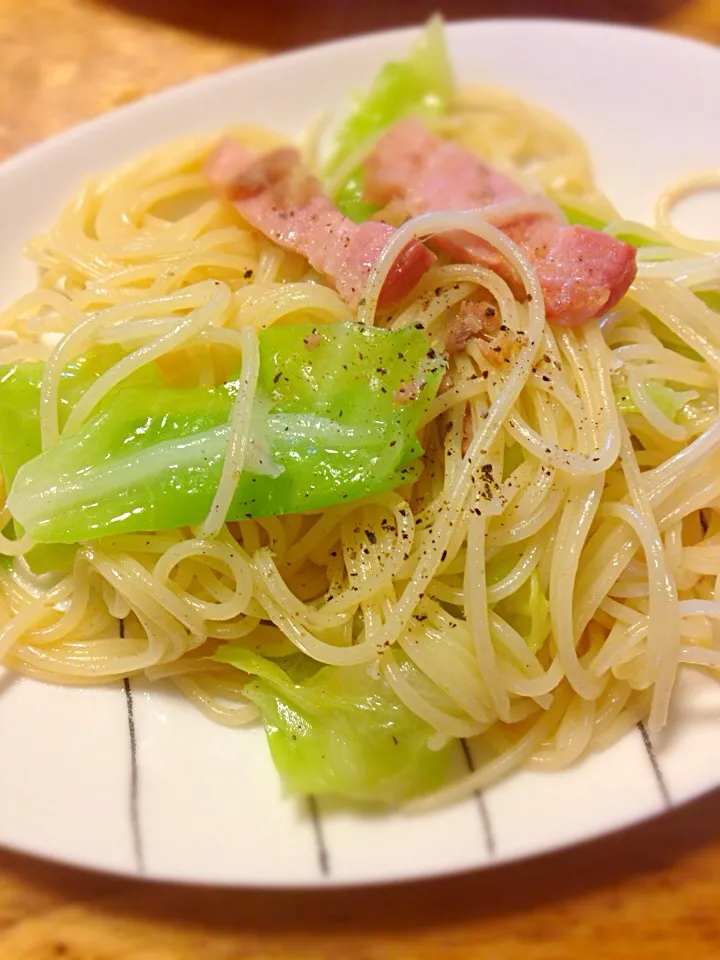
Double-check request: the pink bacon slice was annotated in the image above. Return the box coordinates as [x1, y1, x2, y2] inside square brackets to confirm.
[206, 138, 435, 310]
[364, 118, 637, 326]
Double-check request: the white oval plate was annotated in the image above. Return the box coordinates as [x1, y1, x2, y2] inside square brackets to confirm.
[0, 19, 719, 888]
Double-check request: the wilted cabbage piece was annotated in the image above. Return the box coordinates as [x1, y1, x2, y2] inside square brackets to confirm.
[7, 323, 444, 543]
[214, 646, 455, 804]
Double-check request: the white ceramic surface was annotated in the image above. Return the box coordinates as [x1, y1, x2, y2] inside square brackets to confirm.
[0, 19, 719, 887]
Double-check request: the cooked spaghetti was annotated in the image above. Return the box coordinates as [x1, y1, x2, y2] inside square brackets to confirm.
[1, 19, 719, 807]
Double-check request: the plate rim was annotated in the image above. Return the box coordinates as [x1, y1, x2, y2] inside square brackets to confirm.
[0, 17, 718, 888]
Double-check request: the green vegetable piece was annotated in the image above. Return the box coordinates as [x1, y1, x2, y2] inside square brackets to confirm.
[560, 207, 706, 253]
[698, 289, 720, 313]
[558, 204, 608, 231]
[615, 381, 699, 422]
[561, 208, 665, 249]
[0, 346, 159, 490]
[518, 571, 551, 654]
[489, 557, 550, 654]
[0, 363, 46, 493]
[214, 647, 453, 804]
[8, 323, 445, 543]
[333, 176, 381, 225]
[0, 346, 159, 571]
[325, 16, 453, 221]
[23, 543, 76, 575]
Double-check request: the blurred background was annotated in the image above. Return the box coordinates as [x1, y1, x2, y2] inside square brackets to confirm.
[104, 0, 686, 48]
[1, 0, 716, 160]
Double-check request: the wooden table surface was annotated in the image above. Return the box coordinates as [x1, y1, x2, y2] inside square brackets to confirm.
[1, 0, 719, 956]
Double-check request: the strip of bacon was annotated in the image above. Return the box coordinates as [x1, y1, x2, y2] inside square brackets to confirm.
[364, 118, 637, 326]
[206, 138, 435, 310]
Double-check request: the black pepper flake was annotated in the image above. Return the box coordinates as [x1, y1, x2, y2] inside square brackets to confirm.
[365, 529, 377, 545]
[243, 268, 254, 280]
[273, 371, 282, 384]
[440, 549, 448, 562]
